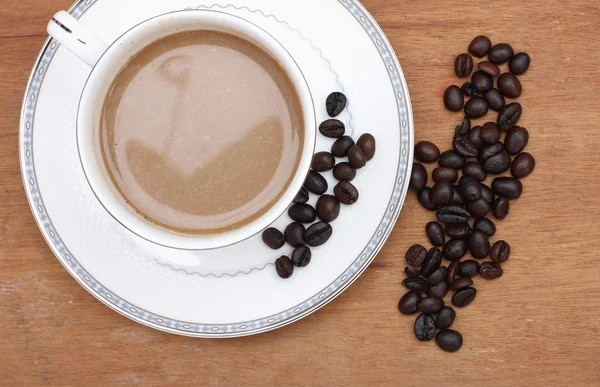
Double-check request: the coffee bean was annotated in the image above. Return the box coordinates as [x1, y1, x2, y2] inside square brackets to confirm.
[319, 119, 346, 138]
[334, 181, 359, 205]
[447, 260, 460, 284]
[498, 73, 522, 98]
[444, 85, 465, 112]
[480, 261, 503, 279]
[455, 117, 472, 136]
[293, 187, 309, 204]
[439, 150, 466, 169]
[275, 256, 294, 279]
[464, 97, 489, 119]
[461, 82, 478, 97]
[427, 281, 449, 299]
[470, 127, 485, 149]
[291, 246, 312, 267]
[436, 307, 456, 329]
[445, 223, 470, 239]
[427, 266, 448, 286]
[458, 176, 482, 202]
[285, 222, 306, 247]
[414, 314, 436, 341]
[484, 88, 506, 112]
[331, 136, 355, 157]
[421, 247, 442, 277]
[468, 230, 490, 258]
[437, 205, 471, 224]
[405, 267, 421, 278]
[433, 167, 458, 183]
[431, 181, 454, 206]
[419, 297, 445, 314]
[450, 277, 473, 291]
[452, 287, 477, 307]
[406, 244, 427, 267]
[469, 35, 492, 58]
[410, 163, 427, 191]
[492, 177, 523, 199]
[436, 329, 463, 352]
[451, 185, 464, 205]
[316, 195, 340, 222]
[426, 222, 446, 247]
[479, 143, 511, 174]
[473, 218, 496, 236]
[509, 52, 531, 75]
[305, 222, 333, 247]
[480, 122, 501, 144]
[466, 198, 491, 219]
[472, 71, 493, 93]
[478, 61, 500, 77]
[418, 187, 437, 211]
[481, 183, 494, 204]
[311, 152, 335, 172]
[504, 126, 529, 155]
[262, 228, 285, 250]
[326, 92, 347, 117]
[288, 203, 317, 223]
[357, 133, 377, 161]
[415, 141, 441, 163]
[488, 43, 514, 64]
[348, 145, 367, 169]
[459, 260, 480, 278]
[492, 196, 510, 220]
[455, 53, 474, 78]
[398, 291, 422, 315]
[512, 152, 536, 178]
[479, 143, 503, 163]
[463, 162, 487, 182]
[497, 102, 522, 131]
[443, 238, 468, 261]
[491, 240, 511, 263]
[304, 170, 328, 195]
[402, 277, 428, 293]
[453, 134, 479, 157]
[333, 162, 356, 182]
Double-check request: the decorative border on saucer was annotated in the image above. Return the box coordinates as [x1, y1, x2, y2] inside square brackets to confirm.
[19, 0, 413, 337]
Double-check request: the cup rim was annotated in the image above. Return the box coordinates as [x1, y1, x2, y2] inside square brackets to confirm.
[76, 9, 316, 250]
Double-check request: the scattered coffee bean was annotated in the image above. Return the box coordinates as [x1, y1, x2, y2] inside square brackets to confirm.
[466, 198, 491, 219]
[480, 122, 502, 144]
[357, 133, 377, 161]
[436, 329, 463, 352]
[426, 222, 446, 247]
[275, 256, 294, 279]
[455, 53, 474, 78]
[488, 43, 514, 64]
[452, 287, 477, 307]
[348, 145, 367, 169]
[331, 136, 355, 157]
[288, 203, 317, 223]
[455, 117, 472, 136]
[469, 35, 492, 58]
[433, 167, 459, 183]
[459, 260, 480, 278]
[427, 280, 450, 299]
[293, 187, 310, 204]
[414, 314, 437, 341]
[498, 73, 522, 98]
[484, 88, 506, 111]
[497, 102, 522, 131]
[504, 126, 529, 155]
[291, 246, 312, 267]
[427, 266, 448, 286]
[450, 277, 473, 291]
[480, 261, 503, 279]
[453, 134, 480, 157]
[410, 163, 427, 191]
[466, 130, 483, 154]
[319, 119, 346, 138]
[436, 307, 456, 329]
[304, 222, 333, 247]
[437, 205, 471, 224]
[472, 71, 493, 93]
[415, 141, 441, 163]
[481, 183, 494, 204]
[334, 181, 359, 205]
[311, 151, 335, 172]
[438, 150, 466, 169]
[405, 267, 421, 278]
[431, 181, 454, 206]
[419, 297, 445, 314]
[491, 240, 511, 263]
[406, 244, 427, 267]
[479, 142, 504, 164]
[418, 187, 437, 211]
[443, 238, 468, 261]
[451, 186, 464, 205]
[262, 228, 285, 250]
[461, 82, 478, 97]
[478, 61, 500, 77]
[473, 218, 496, 236]
[509, 52, 531, 75]
[468, 230, 490, 258]
[463, 161, 487, 182]
[398, 291, 422, 315]
[421, 247, 443, 277]
[402, 277, 428, 293]
[511, 152, 536, 178]
[285, 222, 306, 247]
[459, 175, 482, 202]
[445, 223, 470, 239]
[492, 177, 523, 199]
[326, 92, 347, 117]
[479, 143, 511, 174]
[444, 86, 465, 112]
[316, 195, 340, 222]
[447, 260, 460, 284]
[333, 162, 356, 182]
[492, 196, 510, 220]
[464, 96, 489, 119]
[304, 170, 328, 195]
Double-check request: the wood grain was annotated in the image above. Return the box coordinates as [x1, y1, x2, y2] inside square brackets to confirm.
[1, 0, 600, 385]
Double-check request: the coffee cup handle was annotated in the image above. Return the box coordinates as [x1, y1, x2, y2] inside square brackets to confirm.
[47, 11, 108, 67]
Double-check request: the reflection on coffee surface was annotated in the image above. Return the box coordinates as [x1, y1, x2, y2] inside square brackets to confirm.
[100, 30, 304, 235]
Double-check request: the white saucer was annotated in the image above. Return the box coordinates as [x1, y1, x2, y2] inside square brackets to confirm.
[20, 0, 414, 337]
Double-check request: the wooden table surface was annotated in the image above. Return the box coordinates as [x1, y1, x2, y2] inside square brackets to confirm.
[2, 0, 600, 385]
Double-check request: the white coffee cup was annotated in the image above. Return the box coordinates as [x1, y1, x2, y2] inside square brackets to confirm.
[48, 10, 316, 250]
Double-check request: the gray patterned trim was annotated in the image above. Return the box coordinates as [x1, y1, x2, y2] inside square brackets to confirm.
[19, 0, 413, 337]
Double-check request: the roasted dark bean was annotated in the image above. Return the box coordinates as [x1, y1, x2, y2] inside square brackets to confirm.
[439, 150, 466, 169]
[415, 141, 441, 163]
[348, 145, 367, 169]
[479, 142, 504, 163]
[453, 134, 480, 157]
[453, 287, 477, 307]
[398, 291, 422, 315]
[461, 82, 478, 97]
[414, 314, 436, 341]
[459, 175, 482, 202]
[427, 266, 448, 286]
[488, 43, 514, 64]
[288, 203, 317, 223]
[473, 218, 496, 236]
[497, 102, 522, 131]
[311, 152, 335, 172]
[334, 181, 359, 205]
[418, 187, 437, 211]
[319, 119, 346, 138]
[464, 96, 489, 119]
[426, 222, 446, 247]
[484, 88, 506, 112]
[478, 61, 500, 77]
[304, 222, 333, 247]
[466, 198, 491, 219]
[316, 195, 340, 222]
[469, 35, 492, 58]
[427, 281, 449, 299]
[405, 267, 421, 278]
[480, 122, 502, 144]
[433, 167, 459, 183]
[459, 260, 480, 278]
[512, 152, 536, 178]
[484, 151, 511, 174]
[498, 73, 522, 98]
[293, 187, 309, 204]
[509, 52, 531, 75]
[481, 183, 494, 204]
[304, 170, 328, 195]
[421, 247, 442, 277]
[331, 136, 355, 157]
[436, 329, 463, 352]
[402, 277, 428, 293]
[455, 117, 472, 136]
[275, 256, 294, 279]
[443, 238, 468, 261]
[492, 177, 523, 199]
[504, 126, 529, 155]
[451, 277, 473, 291]
[431, 181, 454, 206]
[468, 230, 490, 258]
[333, 162, 356, 182]
[262, 228, 285, 250]
[410, 163, 427, 191]
[444, 85, 465, 112]
[419, 297, 445, 314]
[472, 71, 493, 93]
[491, 240, 511, 263]
[468, 126, 484, 150]
[405, 244, 427, 267]
[326, 92, 347, 117]
[492, 196, 510, 220]
[437, 205, 471, 224]
[455, 53, 474, 78]
[436, 307, 456, 329]
[451, 185, 464, 205]
[463, 162, 487, 182]
[291, 246, 312, 267]
[357, 133, 377, 161]
[447, 260, 460, 284]
[480, 261, 504, 279]
[285, 222, 306, 247]
[445, 223, 470, 239]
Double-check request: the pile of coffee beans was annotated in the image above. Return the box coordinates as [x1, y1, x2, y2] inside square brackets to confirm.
[263, 92, 376, 279]
[401, 36, 534, 352]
